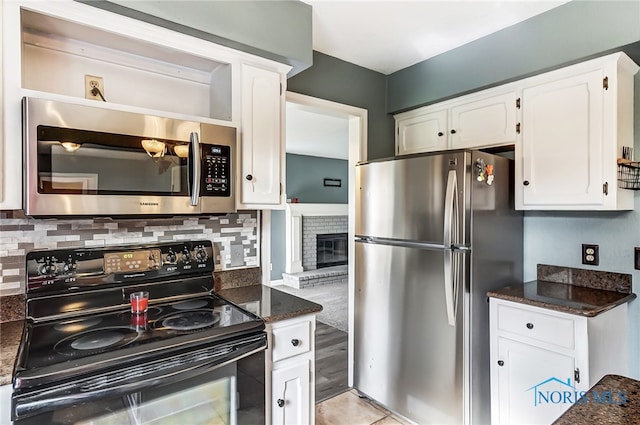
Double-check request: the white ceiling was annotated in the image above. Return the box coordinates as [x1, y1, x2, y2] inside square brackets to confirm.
[302, 0, 571, 75]
[287, 0, 571, 160]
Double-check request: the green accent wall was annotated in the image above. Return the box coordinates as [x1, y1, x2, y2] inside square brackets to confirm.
[288, 51, 395, 160]
[286, 154, 348, 204]
[388, 0, 640, 114]
[79, 0, 313, 76]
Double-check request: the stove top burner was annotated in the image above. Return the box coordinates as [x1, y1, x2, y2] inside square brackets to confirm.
[159, 310, 220, 331]
[54, 327, 139, 356]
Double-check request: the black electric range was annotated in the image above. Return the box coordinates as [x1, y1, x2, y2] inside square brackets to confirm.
[12, 240, 266, 423]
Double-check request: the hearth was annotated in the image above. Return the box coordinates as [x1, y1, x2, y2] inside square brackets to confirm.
[316, 233, 348, 269]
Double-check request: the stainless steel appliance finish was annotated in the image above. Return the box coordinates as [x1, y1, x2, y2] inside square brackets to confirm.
[23, 97, 236, 216]
[12, 240, 265, 424]
[354, 150, 523, 424]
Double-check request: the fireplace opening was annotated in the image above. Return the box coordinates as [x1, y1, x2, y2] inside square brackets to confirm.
[316, 233, 348, 269]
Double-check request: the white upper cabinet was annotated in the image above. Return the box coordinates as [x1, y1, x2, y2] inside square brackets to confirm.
[239, 64, 285, 207]
[516, 52, 638, 210]
[449, 91, 518, 150]
[0, 1, 290, 212]
[394, 85, 518, 155]
[395, 87, 518, 155]
[395, 106, 448, 154]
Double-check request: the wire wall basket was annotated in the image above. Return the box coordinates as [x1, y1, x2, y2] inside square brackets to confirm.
[617, 159, 640, 190]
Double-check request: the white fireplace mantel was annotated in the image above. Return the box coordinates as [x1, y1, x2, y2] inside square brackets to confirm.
[285, 203, 348, 274]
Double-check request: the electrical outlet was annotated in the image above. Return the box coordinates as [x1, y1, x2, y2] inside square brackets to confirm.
[582, 244, 599, 266]
[85, 75, 104, 101]
[634, 248, 640, 270]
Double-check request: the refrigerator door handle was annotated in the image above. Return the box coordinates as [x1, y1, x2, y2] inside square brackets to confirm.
[354, 236, 446, 251]
[443, 169, 459, 327]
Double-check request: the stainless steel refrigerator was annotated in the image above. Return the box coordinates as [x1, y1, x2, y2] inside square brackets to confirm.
[354, 150, 523, 425]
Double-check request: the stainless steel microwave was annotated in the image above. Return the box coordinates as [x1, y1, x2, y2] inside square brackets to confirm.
[23, 97, 236, 216]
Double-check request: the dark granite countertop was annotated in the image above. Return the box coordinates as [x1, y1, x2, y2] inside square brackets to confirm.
[217, 285, 322, 323]
[487, 280, 636, 317]
[1, 320, 23, 386]
[554, 374, 640, 424]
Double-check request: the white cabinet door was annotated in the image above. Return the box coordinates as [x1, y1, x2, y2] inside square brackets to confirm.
[0, 384, 12, 424]
[495, 337, 578, 425]
[240, 64, 283, 206]
[520, 69, 605, 208]
[449, 91, 517, 149]
[517, 52, 638, 210]
[271, 359, 310, 425]
[395, 107, 447, 155]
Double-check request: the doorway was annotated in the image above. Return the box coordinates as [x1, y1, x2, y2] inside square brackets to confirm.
[269, 92, 367, 402]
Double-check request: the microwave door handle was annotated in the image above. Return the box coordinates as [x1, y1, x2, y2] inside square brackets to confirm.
[188, 132, 201, 206]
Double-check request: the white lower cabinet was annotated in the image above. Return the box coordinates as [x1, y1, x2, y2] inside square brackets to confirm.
[266, 314, 315, 425]
[489, 298, 628, 425]
[1, 384, 12, 424]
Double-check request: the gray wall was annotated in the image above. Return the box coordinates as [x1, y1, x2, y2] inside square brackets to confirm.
[271, 154, 348, 280]
[288, 51, 395, 161]
[385, 0, 640, 379]
[271, 210, 286, 282]
[80, 0, 313, 76]
[388, 0, 640, 113]
[286, 154, 348, 203]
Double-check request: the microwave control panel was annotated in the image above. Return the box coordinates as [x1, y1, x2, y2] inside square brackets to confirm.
[201, 144, 231, 197]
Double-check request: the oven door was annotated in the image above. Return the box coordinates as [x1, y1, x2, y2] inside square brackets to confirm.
[13, 333, 266, 425]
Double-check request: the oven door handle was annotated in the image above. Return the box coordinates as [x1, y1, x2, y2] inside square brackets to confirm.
[13, 334, 266, 421]
[188, 131, 201, 206]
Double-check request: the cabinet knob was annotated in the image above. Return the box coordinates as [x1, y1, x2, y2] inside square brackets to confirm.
[523, 180, 530, 186]
[291, 338, 300, 347]
[526, 322, 534, 330]
[437, 132, 444, 137]
[498, 360, 505, 367]
[450, 129, 457, 135]
[277, 399, 285, 408]
[246, 174, 253, 181]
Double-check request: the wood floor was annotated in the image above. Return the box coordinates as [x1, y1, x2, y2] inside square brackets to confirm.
[315, 321, 349, 403]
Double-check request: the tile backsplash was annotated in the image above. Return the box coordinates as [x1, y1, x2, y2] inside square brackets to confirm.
[0, 211, 259, 296]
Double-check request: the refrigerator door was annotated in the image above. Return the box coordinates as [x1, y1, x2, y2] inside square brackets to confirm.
[354, 241, 464, 424]
[355, 152, 467, 244]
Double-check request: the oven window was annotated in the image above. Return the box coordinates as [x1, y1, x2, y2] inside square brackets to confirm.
[36, 125, 190, 196]
[16, 363, 245, 425]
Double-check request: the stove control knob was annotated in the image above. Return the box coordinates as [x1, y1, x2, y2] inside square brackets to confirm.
[62, 260, 77, 273]
[165, 249, 177, 264]
[39, 260, 57, 276]
[181, 248, 191, 262]
[195, 247, 208, 262]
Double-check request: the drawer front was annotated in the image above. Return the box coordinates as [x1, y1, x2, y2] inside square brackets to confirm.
[496, 303, 575, 350]
[272, 319, 312, 362]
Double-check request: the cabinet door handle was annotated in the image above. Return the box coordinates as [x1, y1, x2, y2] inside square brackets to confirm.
[438, 132, 444, 137]
[526, 322, 534, 330]
[498, 360, 504, 367]
[450, 129, 457, 135]
[523, 180, 530, 186]
[277, 399, 285, 408]
[246, 174, 253, 181]
[291, 338, 300, 347]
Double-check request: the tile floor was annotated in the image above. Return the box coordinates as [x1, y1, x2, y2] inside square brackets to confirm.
[315, 389, 413, 425]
